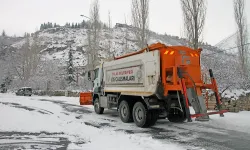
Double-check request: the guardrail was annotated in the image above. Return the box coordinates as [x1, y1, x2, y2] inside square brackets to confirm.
[32, 90, 80, 97]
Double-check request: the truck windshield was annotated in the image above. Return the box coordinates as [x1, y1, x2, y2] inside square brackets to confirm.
[94, 68, 99, 79]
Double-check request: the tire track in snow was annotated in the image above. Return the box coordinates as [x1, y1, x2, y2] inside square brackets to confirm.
[0, 131, 70, 150]
[70, 109, 250, 150]
[0, 102, 53, 115]
[38, 99, 92, 114]
[36, 98, 250, 150]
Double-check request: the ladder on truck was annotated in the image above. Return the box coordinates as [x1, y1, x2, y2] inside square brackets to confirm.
[177, 67, 228, 122]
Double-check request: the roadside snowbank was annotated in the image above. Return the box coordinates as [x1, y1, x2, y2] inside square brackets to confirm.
[204, 111, 250, 134]
[189, 106, 250, 134]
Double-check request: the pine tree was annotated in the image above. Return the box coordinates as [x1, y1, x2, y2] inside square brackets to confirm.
[66, 45, 75, 85]
[1, 30, 6, 36]
[71, 23, 75, 28]
[24, 32, 30, 37]
[81, 20, 86, 28]
[103, 23, 107, 29]
[40, 24, 44, 30]
[43, 23, 47, 29]
[54, 23, 57, 28]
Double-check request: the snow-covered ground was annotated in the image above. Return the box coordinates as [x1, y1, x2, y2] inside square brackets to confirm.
[1, 93, 250, 150]
[0, 93, 185, 150]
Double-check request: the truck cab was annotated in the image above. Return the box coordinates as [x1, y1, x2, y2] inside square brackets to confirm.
[93, 67, 101, 93]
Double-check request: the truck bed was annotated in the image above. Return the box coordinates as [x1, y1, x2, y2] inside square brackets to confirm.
[103, 50, 160, 96]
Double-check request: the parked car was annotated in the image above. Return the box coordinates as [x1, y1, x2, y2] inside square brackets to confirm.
[16, 87, 32, 96]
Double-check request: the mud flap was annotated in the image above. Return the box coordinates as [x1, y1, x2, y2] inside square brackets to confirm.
[187, 88, 209, 121]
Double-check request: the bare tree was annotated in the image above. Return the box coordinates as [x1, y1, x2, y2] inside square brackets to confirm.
[20, 36, 31, 81]
[30, 33, 41, 75]
[180, 0, 207, 49]
[123, 15, 129, 54]
[103, 10, 113, 59]
[84, 0, 102, 90]
[13, 34, 41, 84]
[27, 59, 62, 90]
[108, 11, 112, 53]
[234, 0, 249, 79]
[131, 0, 150, 49]
[86, 0, 101, 70]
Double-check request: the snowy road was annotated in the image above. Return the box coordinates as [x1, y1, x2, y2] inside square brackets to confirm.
[0, 93, 250, 150]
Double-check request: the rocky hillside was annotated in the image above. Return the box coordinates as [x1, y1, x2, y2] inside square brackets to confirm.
[0, 24, 246, 94]
[10, 25, 228, 67]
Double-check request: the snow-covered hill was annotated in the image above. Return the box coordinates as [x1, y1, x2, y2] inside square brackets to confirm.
[11, 26, 191, 67]
[11, 25, 233, 67]
[1, 25, 247, 93]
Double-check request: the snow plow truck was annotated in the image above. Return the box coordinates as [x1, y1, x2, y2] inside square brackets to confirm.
[80, 42, 228, 128]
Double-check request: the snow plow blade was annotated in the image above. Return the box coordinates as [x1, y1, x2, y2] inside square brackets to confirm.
[79, 92, 93, 105]
[191, 109, 228, 118]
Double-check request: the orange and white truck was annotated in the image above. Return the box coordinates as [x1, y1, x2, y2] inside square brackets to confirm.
[80, 42, 227, 128]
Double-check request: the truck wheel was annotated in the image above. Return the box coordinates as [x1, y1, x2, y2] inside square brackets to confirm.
[118, 100, 133, 123]
[132, 102, 151, 128]
[167, 107, 186, 123]
[94, 97, 104, 114]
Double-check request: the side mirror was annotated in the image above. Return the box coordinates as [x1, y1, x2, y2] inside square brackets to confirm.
[90, 71, 95, 80]
[87, 70, 95, 81]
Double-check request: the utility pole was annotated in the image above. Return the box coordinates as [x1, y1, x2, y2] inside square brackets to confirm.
[80, 14, 93, 90]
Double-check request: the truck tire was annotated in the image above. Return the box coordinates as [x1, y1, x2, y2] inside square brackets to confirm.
[118, 100, 133, 123]
[94, 97, 104, 114]
[132, 102, 152, 128]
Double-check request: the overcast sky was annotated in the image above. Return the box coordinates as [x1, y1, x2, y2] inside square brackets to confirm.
[0, 0, 249, 45]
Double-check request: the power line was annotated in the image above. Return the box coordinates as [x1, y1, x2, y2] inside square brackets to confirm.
[203, 42, 250, 57]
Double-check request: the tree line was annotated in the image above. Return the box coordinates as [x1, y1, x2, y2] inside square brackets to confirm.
[39, 20, 110, 31]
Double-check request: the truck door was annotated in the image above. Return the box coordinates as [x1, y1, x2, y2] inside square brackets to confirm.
[93, 67, 101, 93]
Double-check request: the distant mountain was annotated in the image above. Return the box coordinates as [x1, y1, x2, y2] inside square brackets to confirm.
[215, 24, 250, 54]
